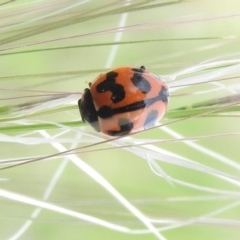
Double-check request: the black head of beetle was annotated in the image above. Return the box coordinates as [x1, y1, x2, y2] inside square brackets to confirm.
[78, 88, 100, 132]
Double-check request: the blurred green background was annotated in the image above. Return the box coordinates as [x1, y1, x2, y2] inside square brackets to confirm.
[1, 1, 240, 239]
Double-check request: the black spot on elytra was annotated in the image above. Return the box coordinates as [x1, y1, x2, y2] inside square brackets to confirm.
[159, 85, 169, 103]
[96, 71, 125, 103]
[131, 68, 151, 93]
[107, 118, 133, 136]
[97, 105, 113, 119]
[143, 110, 159, 129]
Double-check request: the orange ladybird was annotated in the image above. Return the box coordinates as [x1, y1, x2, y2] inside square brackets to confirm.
[78, 66, 169, 136]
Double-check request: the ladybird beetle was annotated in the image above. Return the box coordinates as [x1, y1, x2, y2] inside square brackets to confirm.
[78, 66, 169, 136]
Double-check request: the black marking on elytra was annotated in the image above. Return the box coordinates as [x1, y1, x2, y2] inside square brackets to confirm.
[96, 71, 125, 103]
[131, 68, 151, 93]
[78, 89, 100, 132]
[97, 85, 169, 119]
[107, 118, 133, 136]
[144, 110, 159, 129]
[159, 85, 169, 103]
